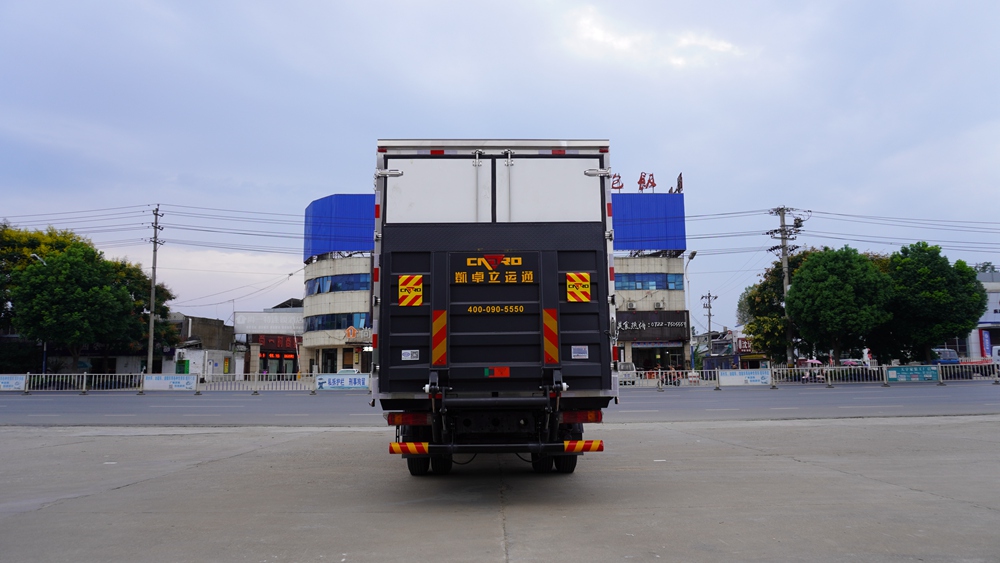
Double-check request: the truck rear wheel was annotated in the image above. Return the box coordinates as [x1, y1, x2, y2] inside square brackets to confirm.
[407, 457, 431, 476]
[553, 454, 578, 474]
[531, 453, 553, 473]
[431, 454, 453, 475]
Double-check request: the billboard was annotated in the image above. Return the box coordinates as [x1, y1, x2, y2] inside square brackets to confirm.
[304, 194, 376, 261]
[234, 312, 303, 335]
[611, 193, 686, 251]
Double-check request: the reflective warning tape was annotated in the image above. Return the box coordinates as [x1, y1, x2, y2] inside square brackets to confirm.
[432, 309, 447, 365]
[398, 275, 423, 306]
[566, 272, 591, 302]
[564, 440, 604, 453]
[389, 442, 429, 454]
[543, 308, 559, 364]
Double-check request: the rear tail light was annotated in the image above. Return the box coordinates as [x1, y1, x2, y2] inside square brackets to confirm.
[559, 410, 603, 424]
[386, 412, 432, 426]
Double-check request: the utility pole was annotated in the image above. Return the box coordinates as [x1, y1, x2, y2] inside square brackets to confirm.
[144, 205, 163, 391]
[767, 206, 809, 365]
[702, 291, 717, 356]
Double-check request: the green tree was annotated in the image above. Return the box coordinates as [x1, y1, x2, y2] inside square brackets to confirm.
[785, 246, 893, 364]
[10, 243, 134, 371]
[740, 249, 817, 362]
[1, 223, 87, 333]
[880, 242, 987, 362]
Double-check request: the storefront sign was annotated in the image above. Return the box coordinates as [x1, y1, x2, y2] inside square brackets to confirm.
[615, 311, 689, 341]
[235, 312, 303, 335]
[886, 366, 939, 382]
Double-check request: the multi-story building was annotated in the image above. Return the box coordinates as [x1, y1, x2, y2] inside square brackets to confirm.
[300, 194, 373, 374]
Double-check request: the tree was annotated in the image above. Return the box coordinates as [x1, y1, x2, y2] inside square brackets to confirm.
[739, 249, 817, 362]
[1, 223, 87, 333]
[973, 262, 997, 273]
[785, 246, 893, 364]
[880, 242, 987, 362]
[10, 243, 134, 372]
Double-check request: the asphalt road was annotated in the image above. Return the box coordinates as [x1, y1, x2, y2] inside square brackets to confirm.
[2, 383, 999, 562]
[2, 382, 999, 425]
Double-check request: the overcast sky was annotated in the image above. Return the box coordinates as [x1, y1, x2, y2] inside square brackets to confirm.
[2, 1, 998, 333]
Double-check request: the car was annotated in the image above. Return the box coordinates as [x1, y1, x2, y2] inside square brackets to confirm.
[930, 349, 959, 365]
[615, 362, 638, 385]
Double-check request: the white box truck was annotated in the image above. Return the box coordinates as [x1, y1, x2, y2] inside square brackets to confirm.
[371, 140, 618, 475]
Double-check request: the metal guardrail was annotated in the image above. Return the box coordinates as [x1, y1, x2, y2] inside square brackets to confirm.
[5, 364, 1000, 394]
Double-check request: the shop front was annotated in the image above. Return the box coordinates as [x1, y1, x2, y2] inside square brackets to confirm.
[249, 334, 303, 379]
[616, 310, 691, 370]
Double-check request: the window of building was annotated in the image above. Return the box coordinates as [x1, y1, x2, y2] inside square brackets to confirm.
[615, 273, 684, 291]
[305, 273, 371, 296]
[304, 312, 370, 332]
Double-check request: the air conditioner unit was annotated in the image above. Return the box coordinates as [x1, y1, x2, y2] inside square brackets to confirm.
[626, 302, 636, 310]
[654, 301, 665, 310]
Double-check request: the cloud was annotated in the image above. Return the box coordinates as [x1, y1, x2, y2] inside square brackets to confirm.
[562, 6, 743, 69]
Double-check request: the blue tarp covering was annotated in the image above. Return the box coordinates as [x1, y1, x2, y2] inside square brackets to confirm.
[303, 194, 376, 260]
[302, 192, 687, 260]
[611, 193, 686, 251]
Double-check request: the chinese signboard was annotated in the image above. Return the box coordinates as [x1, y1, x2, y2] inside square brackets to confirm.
[615, 311, 689, 341]
[316, 374, 369, 390]
[451, 252, 538, 285]
[719, 369, 771, 386]
[886, 366, 939, 382]
[235, 312, 303, 335]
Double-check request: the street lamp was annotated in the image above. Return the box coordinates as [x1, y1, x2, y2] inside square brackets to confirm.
[30, 253, 48, 374]
[684, 251, 697, 368]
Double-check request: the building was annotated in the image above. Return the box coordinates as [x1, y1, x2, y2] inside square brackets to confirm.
[969, 271, 1000, 359]
[300, 194, 374, 374]
[611, 192, 691, 369]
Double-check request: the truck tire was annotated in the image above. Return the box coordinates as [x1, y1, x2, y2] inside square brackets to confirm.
[531, 453, 553, 473]
[431, 454, 453, 475]
[553, 454, 578, 474]
[407, 457, 431, 476]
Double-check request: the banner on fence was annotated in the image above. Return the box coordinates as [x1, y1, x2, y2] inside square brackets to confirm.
[886, 366, 939, 382]
[143, 375, 197, 391]
[719, 369, 771, 386]
[316, 374, 369, 390]
[0, 375, 27, 391]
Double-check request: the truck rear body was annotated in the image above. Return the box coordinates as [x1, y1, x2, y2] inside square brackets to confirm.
[371, 140, 617, 474]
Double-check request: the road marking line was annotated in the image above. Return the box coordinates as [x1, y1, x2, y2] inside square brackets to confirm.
[148, 405, 243, 408]
[104, 414, 136, 417]
[770, 407, 799, 410]
[274, 414, 309, 417]
[837, 405, 903, 408]
[27, 414, 61, 417]
[348, 413, 383, 416]
[181, 414, 221, 417]
[705, 408, 740, 411]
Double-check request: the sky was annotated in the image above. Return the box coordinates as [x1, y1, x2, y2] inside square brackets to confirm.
[2, 1, 999, 334]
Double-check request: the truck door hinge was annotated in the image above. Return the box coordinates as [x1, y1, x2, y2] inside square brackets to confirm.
[584, 168, 611, 177]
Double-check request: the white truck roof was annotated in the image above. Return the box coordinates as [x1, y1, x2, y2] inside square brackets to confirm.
[376, 139, 611, 224]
